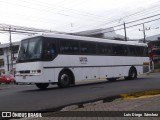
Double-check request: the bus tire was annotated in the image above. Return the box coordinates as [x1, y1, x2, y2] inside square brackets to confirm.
[35, 83, 49, 90]
[125, 67, 137, 80]
[57, 70, 71, 88]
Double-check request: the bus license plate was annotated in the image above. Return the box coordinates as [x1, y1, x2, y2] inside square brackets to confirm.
[23, 76, 26, 79]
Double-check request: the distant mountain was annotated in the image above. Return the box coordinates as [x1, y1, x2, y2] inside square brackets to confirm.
[146, 34, 160, 41]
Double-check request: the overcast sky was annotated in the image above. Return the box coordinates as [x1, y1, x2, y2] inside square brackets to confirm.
[0, 0, 160, 43]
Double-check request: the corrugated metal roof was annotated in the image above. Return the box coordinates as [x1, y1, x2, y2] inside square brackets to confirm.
[0, 41, 20, 49]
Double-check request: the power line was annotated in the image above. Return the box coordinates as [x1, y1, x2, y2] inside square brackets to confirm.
[1, 0, 160, 33]
[19, 0, 105, 19]
[0, 23, 66, 36]
[2, 0, 160, 27]
[0, 0, 160, 40]
[76, 16, 160, 36]
[71, 2, 160, 31]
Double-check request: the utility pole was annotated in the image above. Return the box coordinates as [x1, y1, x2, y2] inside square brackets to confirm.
[9, 26, 13, 73]
[123, 22, 127, 41]
[139, 24, 159, 43]
[143, 23, 146, 43]
[139, 23, 146, 43]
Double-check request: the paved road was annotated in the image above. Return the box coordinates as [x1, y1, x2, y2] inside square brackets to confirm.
[0, 73, 159, 112]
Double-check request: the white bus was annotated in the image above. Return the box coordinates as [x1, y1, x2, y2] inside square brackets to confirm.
[15, 33, 150, 89]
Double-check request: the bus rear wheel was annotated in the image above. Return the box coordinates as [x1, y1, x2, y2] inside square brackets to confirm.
[35, 83, 49, 90]
[57, 71, 71, 88]
[125, 67, 137, 80]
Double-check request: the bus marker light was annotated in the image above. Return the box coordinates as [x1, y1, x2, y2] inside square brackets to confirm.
[37, 70, 41, 73]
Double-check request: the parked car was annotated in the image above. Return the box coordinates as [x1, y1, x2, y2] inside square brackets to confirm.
[0, 74, 15, 84]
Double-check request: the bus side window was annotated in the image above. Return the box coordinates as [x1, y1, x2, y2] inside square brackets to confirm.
[80, 41, 96, 54]
[128, 46, 136, 56]
[48, 44, 56, 56]
[97, 43, 112, 55]
[60, 40, 79, 54]
[43, 38, 57, 61]
[136, 46, 143, 56]
[112, 45, 123, 55]
[146, 47, 149, 57]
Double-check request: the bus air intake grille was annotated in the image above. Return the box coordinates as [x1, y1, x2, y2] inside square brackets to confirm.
[19, 70, 30, 74]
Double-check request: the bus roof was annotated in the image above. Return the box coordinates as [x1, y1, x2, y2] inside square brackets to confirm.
[23, 33, 147, 46]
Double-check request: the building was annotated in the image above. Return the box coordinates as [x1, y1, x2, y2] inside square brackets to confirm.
[0, 41, 20, 75]
[145, 34, 160, 69]
[148, 40, 160, 69]
[73, 27, 127, 40]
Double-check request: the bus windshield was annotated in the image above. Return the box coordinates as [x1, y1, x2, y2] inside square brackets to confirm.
[17, 37, 43, 63]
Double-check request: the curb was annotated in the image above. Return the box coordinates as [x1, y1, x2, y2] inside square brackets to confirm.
[61, 105, 79, 111]
[60, 89, 160, 112]
[121, 89, 160, 100]
[57, 97, 121, 113]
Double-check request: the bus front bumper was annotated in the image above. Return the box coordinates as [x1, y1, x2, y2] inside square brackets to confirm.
[15, 75, 45, 83]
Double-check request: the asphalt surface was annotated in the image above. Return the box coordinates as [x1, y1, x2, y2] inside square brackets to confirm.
[0, 73, 159, 112]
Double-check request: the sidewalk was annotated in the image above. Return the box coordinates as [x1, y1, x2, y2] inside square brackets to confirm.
[29, 90, 160, 120]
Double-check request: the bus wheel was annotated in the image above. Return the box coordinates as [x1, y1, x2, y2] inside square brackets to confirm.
[107, 78, 117, 82]
[35, 83, 49, 90]
[58, 71, 71, 88]
[125, 67, 137, 80]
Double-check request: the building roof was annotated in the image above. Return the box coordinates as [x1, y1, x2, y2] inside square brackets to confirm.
[73, 28, 127, 40]
[0, 41, 20, 49]
[73, 28, 115, 36]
